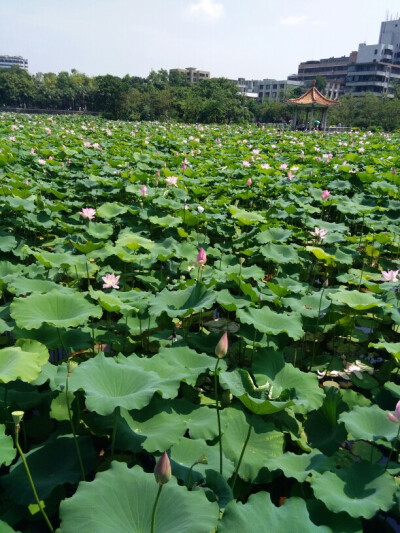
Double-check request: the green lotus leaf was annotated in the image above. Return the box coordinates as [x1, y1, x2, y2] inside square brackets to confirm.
[260, 243, 300, 264]
[150, 284, 216, 318]
[85, 221, 113, 239]
[306, 246, 336, 265]
[0, 520, 20, 533]
[96, 202, 128, 219]
[328, 290, 382, 310]
[7, 277, 70, 296]
[310, 462, 396, 519]
[253, 349, 324, 413]
[369, 341, 400, 361]
[236, 306, 304, 340]
[28, 250, 79, 268]
[256, 227, 292, 243]
[59, 462, 219, 533]
[221, 408, 284, 483]
[170, 437, 235, 483]
[148, 214, 182, 227]
[0, 424, 16, 467]
[283, 291, 331, 317]
[218, 492, 328, 533]
[1, 434, 96, 506]
[0, 234, 17, 252]
[0, 339, 49, 383]
[10, 290, 103, 329]
[267, 449, 334, 482]
[116, 230, 154, 250]
[229, 207, 265, 225]
[121, 345, 222, 398]
[216, 289, 252, 311]
[68, 353, 161, 415]
[219, 369, 295, 414]
[339, 404, 399, 441]
[121, 406, 187, 452]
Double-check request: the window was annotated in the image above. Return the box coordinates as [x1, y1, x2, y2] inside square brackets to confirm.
[374, 49, 377, 55]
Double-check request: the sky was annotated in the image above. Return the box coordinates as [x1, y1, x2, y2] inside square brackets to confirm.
[1, 0, 400, 81]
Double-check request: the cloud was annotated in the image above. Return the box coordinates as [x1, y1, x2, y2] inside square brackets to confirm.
[280, 15, 308, 26]
[187, 0, 225, 20]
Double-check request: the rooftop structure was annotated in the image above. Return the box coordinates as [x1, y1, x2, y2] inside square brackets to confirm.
[0, 55, 28, 70]
[346, 17, 400, 96]
[294, 52, 357, 97]
[235, 78, 304, 102]
[169, 67, 210, 83]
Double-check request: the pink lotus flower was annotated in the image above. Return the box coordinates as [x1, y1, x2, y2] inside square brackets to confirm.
[184, 204, 190, 210]
[260, 163, 271, 169]
[166, 176, 178, 187]
[246, 178, 252, 186]
[242, 160, 251, 167]
[380, 270, 399, 282]
[321, 190, 331, 200]
[196, 248, 207, 266]
[252, 149, 260, 155]
[215, 331, 228, 358]
[287, 171, 294, 180]
[154, 451, 171, 485]
[9, 136, 16, 142]
[197, 205, 204, 213]
[37, 158, 46, 165]
[25, 179, 29, 186]
[387, 401, 400, 423]
[83, 141, 92, 148]
[102, 273, 120, 290]
[30, 148, 35, 155]
[45, 128, 51, 135]
[139, 185, 148, 197]
[79, 207, 96, 220]
[310, 227, 328, 239]
[280, 163, 288, 170]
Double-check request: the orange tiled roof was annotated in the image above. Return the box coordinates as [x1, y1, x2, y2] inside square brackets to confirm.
[287, 86, 338, 106]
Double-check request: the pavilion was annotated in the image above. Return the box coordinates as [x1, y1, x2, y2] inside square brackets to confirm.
[286, 81, 339, 132]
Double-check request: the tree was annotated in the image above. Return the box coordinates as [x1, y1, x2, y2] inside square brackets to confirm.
[315, 76, 327, 93]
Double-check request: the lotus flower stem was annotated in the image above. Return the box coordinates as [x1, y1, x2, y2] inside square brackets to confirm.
[386, 424, 400, 469]
[110, 407, 119, 459]
[231, 422, 252, 492]
[309, 284, 327, 371]
[14, 420, 54, 532]
[151, 485, 163, 533]
[214, 358, 223, 475]
[65, 359, 86, 482]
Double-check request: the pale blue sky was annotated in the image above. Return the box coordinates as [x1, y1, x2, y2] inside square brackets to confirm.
[0, 0, 399, 80]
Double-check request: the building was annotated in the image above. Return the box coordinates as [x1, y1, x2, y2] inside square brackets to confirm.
[346, 17, 400, 96]
[0, 55, 28, 70]
[235, 78, 304, 102]
[293, 52, 358, 98]
[169, 67, 210, 83]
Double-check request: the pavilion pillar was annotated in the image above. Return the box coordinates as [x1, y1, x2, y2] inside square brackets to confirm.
[292, 108, 297, 130]
[309, 106, 314, 131]
[322, 108, 328, 131]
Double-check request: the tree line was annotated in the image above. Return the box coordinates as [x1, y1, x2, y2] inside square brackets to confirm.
[1, 66, 400, 130]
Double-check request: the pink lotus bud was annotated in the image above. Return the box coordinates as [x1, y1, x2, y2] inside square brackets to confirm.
[246, 178, 252, 186]
[387, 401, 400, 423]
[321, 190, 331, 200]
[215, 331, 228, 358]
[196, 248, 207, 266]
[156, 170, 160, 177]
[154, 451, 171, 485]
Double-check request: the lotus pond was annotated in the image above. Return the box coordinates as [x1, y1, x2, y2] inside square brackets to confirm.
[1, 113, 400, 532]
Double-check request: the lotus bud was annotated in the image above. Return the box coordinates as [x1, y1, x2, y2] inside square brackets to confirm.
[196, 248, 207, 266]
[154, 451, 171, 485]
[215, 331, 228, 359]
[246, 178, 252, 186]
[195, 455, 208, 465]
[323, 279, 329, 288]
